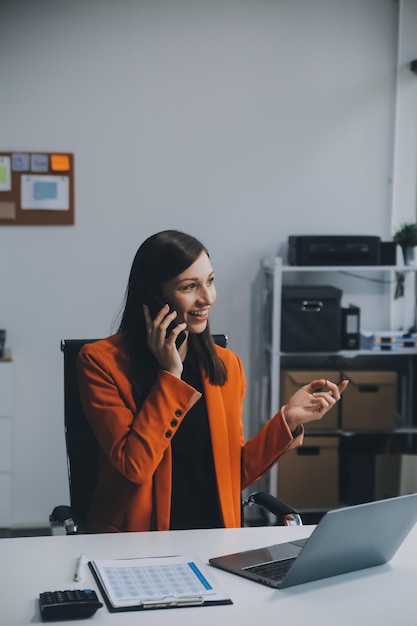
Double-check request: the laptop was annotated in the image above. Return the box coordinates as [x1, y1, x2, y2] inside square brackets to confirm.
[209, 493, 417, 589]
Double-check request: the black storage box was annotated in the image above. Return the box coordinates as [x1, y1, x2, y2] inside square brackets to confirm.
[281, 285, 342, 352]
[340, 452, 401, 505]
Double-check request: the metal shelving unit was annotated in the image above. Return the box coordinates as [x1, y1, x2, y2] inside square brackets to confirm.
[262, 257, 417, 511]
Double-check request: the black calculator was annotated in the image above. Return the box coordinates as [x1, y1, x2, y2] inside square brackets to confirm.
[39, 589, 103, 620]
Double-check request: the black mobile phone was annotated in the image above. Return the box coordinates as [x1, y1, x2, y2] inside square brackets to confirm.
[145, 288, 186, 348]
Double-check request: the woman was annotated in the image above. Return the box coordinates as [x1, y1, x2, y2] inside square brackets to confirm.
[77, 230, 348, 533]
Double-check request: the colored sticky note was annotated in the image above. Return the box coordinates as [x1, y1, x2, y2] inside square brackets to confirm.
[31, 154, 49, 172]
[0, 156, 11, 190]
[12, 153, 30, 171]
[0, 165, 7, 184]
[51, 154, 70, 171]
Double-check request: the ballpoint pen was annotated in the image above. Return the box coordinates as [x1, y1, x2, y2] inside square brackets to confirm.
[73, 553, 86, 582]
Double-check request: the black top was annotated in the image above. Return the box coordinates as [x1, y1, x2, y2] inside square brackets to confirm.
[169, 344, 223, 530]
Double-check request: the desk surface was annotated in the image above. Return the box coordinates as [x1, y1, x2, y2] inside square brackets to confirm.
[2, 523, 417, 625]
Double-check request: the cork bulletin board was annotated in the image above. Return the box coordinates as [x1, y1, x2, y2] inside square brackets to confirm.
[0, 151, 74, 225]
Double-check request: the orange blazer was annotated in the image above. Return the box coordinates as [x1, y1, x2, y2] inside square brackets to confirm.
[77, 333, 303, 533]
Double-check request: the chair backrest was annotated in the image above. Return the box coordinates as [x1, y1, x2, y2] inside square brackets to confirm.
[61, 339, 100, 531]
[61, 334, 228, 531]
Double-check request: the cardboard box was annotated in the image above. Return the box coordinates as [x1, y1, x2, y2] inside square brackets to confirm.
[278, 437, 339, 510]
[280, 370, 340, 431]
[341, 371, 397, 430]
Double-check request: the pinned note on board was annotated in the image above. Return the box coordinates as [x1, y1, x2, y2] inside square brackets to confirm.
[0, 156, 11, 191]
[31, 154, 49, 172]
[12, 153, 30, 171]
[0, 201, 15, 220]
[51, 154, 71, 171]
[21, 175, 69, 210]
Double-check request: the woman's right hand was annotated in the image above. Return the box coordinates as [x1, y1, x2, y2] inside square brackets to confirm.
[143, 304, 187, 378]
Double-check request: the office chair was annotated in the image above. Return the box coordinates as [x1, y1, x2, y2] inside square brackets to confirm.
[51, 337, 301, 534]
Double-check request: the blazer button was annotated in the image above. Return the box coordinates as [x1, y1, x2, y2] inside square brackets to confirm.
[171, 419, 178, 427]
[175, 409, 182, 417]
[165, 430, 172, 439]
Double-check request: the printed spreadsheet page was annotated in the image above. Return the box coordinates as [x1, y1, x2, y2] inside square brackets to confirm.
[89, 554, 231, 609]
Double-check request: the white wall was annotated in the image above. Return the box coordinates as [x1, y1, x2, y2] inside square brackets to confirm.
[392, 0, 417, 226]
[0, 0, 413, 527]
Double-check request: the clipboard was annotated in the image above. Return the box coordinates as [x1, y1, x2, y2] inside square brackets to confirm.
[88, 554, 232, 612]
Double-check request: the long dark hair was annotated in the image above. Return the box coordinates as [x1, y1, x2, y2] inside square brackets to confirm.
[119, 230, 227, 407]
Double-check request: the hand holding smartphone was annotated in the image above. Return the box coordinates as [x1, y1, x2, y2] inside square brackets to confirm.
[145, 288, 187, 349]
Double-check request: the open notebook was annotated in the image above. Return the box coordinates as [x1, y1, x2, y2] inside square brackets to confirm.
[209, 494, 417, 589]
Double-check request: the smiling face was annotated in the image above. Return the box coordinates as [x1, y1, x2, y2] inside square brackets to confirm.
[161, 251, 216, 335]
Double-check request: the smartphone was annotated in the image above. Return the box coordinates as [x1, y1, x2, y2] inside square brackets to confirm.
[145, 288, 186, 348]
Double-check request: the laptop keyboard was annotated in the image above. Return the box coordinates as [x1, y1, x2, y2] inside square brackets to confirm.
[245, 557, 295, 582]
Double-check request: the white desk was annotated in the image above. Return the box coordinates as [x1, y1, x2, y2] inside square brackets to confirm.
[2, 523, 417, 625]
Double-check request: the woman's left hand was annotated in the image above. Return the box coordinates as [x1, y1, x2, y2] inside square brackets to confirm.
[282, 378, 349, 433]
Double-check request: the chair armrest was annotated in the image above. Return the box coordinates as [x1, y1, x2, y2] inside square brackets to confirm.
[243, 491, 303, 526]
[50, 505, 80, 535]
